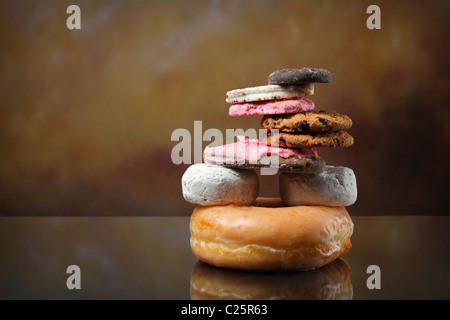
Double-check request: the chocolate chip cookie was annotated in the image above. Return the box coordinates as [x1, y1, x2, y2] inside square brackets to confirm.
[262, 130, 354, 148]
[261, 110, 352, 133]
[268, 68, 332, 85]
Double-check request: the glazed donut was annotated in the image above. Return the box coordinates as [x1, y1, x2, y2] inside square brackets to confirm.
[190, 197, 353, 271]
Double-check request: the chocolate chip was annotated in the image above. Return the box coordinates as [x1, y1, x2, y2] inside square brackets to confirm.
[332, 137, 338, 147]
[265, 120, 270, 125]
[298, 122, 310, 132]
[318, 117, 328, 127]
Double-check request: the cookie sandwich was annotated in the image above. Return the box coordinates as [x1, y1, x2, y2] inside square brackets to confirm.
[182, 68, 357, 271]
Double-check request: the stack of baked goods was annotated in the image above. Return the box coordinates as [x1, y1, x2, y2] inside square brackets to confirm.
[182, 68, 357, 272]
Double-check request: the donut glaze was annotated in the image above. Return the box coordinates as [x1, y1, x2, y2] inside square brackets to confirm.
[190, 197, 353, 271]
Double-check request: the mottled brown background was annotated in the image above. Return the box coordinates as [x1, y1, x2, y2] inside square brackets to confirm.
[1, 0, 449, 216]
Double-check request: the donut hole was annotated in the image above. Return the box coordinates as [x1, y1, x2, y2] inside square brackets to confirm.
[252, 197, 285, 208]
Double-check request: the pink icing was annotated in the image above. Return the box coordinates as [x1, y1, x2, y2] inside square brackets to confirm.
[204, 136, 318, 165]
[229, 98, 314, 116]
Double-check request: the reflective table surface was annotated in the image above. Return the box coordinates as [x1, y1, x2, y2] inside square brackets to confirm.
[0, 216, 449, 300]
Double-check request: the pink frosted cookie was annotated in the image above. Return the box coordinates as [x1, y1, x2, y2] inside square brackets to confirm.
[229, 97, 314, 116]
[204, 136, 325, 174]
[225, 84, 314, 104]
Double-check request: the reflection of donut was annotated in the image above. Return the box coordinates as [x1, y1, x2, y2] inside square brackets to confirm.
[190, 259, 353, 300]
[190, 197, 353, 271]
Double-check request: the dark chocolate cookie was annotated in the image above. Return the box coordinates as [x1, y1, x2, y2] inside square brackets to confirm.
[268, 68, 332, 85]
[261, 110, 352, 133]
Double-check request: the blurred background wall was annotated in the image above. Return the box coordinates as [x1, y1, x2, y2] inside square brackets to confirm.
[0, 0, 448, 216]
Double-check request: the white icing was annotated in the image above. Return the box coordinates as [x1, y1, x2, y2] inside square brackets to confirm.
[226, 84, 314, 103]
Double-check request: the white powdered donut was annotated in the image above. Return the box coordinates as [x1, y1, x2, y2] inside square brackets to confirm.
[182, 163, 258, 206]
[280, 166, 357, 206]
